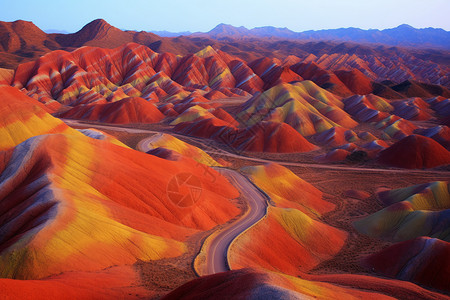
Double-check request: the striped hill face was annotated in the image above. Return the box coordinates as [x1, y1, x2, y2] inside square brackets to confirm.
[1, 19, 450, 299]
[170, 105, 218, 125]
[343, 94, 393, 123]
[0, 133, 240, 280]
[0, 78, 242, 297]
[354, 181, 450, 242]
[0, 134, 181, 280]
[6, 42, 450, 156]
[173, 118, 318, 153]
[230, 121, 318, 153]
[0, 85, 83, 151]
[237, 81, 357, 137]
[10, 43, 310, 127]
[10, 43, 301, 111]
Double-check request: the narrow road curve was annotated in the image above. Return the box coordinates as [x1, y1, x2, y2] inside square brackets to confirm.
[205, 168, 268, 274]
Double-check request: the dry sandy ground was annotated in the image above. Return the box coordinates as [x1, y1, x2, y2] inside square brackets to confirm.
[293, 167, 448, 274]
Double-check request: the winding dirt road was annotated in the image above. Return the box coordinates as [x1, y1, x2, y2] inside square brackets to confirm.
[63, 120, 271, 274]
[63, 118, 450, 275]
[204, 168, 268, 274]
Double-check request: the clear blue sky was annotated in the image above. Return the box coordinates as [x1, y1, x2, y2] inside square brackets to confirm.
[1, 0, 449, 33]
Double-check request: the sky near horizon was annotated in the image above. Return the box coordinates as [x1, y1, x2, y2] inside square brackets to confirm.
[1, 0, 449, 33]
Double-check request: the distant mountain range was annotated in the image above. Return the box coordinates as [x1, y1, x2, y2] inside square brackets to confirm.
[161, 23, 450, 49]
[150, 30, 192, 37]
[44, 29, 71, 34]
[0, 19, 449, 79]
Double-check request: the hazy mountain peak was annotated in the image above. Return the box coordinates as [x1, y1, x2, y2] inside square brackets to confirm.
[209, 23, 249, 36]
[396, 24, 415, 29]
[202, 23, 450, 49]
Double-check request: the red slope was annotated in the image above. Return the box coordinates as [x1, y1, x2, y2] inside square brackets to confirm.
[0, 68, 13, 85]
[291, 62, 353, 97]
[229, 206, 347, 275]
[232, 122, 317, 153]
[55, 19, 160, 49]
[377, 135, 450, 169]
[174, 118, 317, 153]
[335, 69, 374, 95]
[364, 237, 450, 292]
[60, 97, 165, 124]
[0, 266, 151, 300]
[415, 126, 450, 150]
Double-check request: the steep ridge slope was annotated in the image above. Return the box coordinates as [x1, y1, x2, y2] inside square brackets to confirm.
[54, 19, 159, 48]
[0, 20, 60, 68]
[0, 85, 83, 150]
[0, 133, 240, 279]
[240, 163, 332, 216]
[377, 135, 450, 169]
[364, 237, 450, 292]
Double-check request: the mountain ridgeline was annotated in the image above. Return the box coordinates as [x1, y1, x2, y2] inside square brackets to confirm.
[0, 19, 449, 72]
[202, 23, 450, 49]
